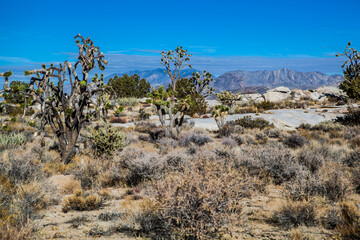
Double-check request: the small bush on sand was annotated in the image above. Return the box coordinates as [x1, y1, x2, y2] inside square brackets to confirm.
[335, 202, 360, 239]
[239, 144, 300, 184]
[62, 191, 104, 213]
[283, 134, 307, 148]
[137, 158, 249, 239]
[235, 116, 274, 130]
[84, 123, 127, 156]
[178, 132, 213, 147]
[271, 201, 316, 229]
[0, 133, 27, 150]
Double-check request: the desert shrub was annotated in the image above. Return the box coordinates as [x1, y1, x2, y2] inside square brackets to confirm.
[343, 150, 360, 167]
[335, 202, 360, 240]
[0, 223, 35, 240]
[254, 100, 275, 110]
[255, 132, 268, 144]
[336, 106, 360, 126]
[239, 144, 300, 184]
[66, 215, 88, 228]
[156, 137, 179, 154]
[283, 134, 307, 148]
[298, 120, 344, 132]
[84, 123, 127, 156]
[271, 201, 316, 229]
[264, 128, 281, 138]
[288, 168, 348, 201]
[352, 167, 360, 194]
[0, 154, 42, 184]
[116, 97, 139, 106]
[297, 145, 324, 173]
[73, 157, 103, 189]
[222, 137, 237, 147]
[231, 134, 245, 145]
[163, 149, 189, 172]
[320, 208, 342, 230]
[134, 120, 157, 133]
[62, 191, 104, 213]
[0, 133, 27, 150]
[137, 158, 248, 239]
[98, 211, 123, 221]
[178, 132, 213, 147]
[350, 135, 360, 147]
[218, 123, 235, 137]
[118, 149, 164, 186]
[235, 116, 274, 130]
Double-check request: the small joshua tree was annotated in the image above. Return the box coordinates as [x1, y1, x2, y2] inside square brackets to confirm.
[175, 70, 214, 116]
[0, 71, 30, 118]
[147, 85, 190, 137]
[336, 41, 360, 100]
[24, 34, 108, 163]
[212, 105, 229, 130]
[147, 46, 192, 138]
[215, 90, 242, 108]
[92, 73, 111, 121]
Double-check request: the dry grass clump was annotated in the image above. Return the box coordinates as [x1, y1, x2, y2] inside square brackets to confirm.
[239, 144, 300, 185]
[298, 120, 344, 132]
[334, 202, 360, 239]
[62, 190, 104, 213]
[287, 166, 350, 201]
[178, 131, 213, 147]
[137, 157, 250, 239]
[118, 149, 164, 187]
[0, 223, 36, 240]
[283, 133, 307, 148]
[271, 201, 316, 229]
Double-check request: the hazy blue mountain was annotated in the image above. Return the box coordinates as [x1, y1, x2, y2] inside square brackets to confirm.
[104, 68, 198, 86]
[213, 68, 343, 92]
[104, 68, 344, 93]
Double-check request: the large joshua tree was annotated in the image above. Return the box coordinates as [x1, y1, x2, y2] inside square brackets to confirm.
[24, 34, 108, 163]
[147, 46, 193, 138]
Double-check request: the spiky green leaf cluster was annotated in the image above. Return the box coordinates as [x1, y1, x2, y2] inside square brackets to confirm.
[215, 91, 242, 108]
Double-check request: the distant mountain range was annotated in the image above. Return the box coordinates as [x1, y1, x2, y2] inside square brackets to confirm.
[105, 68, 343, 93]
[104, 68, 198, 86]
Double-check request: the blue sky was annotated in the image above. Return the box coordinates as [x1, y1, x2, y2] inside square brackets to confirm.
[1, 0, 359, 81]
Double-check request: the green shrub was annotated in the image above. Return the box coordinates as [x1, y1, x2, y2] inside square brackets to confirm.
[297, 120, 344, 132]
[235, 116, 274, 130]
[0, 133, 27, 149]
[336, 106, 360, 126]
[84, 123, 127, 156]
[116, 97, 139, 107]
[254, 101, 275, 110]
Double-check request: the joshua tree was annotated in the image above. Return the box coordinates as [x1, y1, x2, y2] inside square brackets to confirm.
[215, 90, 242, 108]
[174, 70, 215, 116]
[0, 71, 30, 118]
[24, 34, 108, 163]
[336, 41, 360, 100]
[92, 73, 111, 121]
[212, 105, 229, 130]
[147, 46, 192, 138]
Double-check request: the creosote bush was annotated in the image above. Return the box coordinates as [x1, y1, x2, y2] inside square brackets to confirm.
[178, 131, 213, 147]
[84, 123, 127, 156]
[235, 116, 274, 130]
[271, 201, 316, 229]
[137, 158, 249, 239]
[283, 134, 307, 148]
